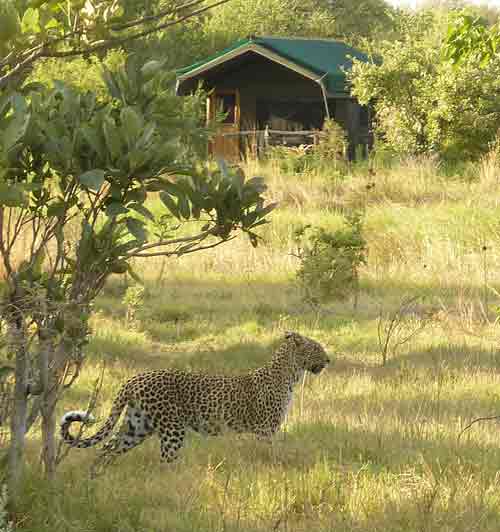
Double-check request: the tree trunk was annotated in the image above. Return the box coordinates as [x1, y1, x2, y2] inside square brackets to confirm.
[40, 385, 57, 479]
[7, 320, 28, 503]
[39, 334, 57, 480]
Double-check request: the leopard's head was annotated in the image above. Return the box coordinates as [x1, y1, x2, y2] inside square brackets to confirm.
[283, 331, 330, 374]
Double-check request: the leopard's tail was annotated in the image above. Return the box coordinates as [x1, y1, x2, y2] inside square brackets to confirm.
[60, 386, 129, 448]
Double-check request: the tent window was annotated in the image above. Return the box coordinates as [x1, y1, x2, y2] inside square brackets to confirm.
[256, 100, 326, 131]
[216, 93, 237, 124]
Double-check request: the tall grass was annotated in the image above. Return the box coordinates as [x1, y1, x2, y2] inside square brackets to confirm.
[15, 152, 500, 531]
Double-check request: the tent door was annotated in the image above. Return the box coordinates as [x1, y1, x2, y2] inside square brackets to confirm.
[208, 89, 241, 161]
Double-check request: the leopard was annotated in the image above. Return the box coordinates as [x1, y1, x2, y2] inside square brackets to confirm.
[60, 331, 330, 468]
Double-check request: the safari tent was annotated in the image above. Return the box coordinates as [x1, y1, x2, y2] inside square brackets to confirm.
[176, 36, 373, 160]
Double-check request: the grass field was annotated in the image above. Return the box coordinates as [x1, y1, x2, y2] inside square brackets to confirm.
[16, 154, 500, 531]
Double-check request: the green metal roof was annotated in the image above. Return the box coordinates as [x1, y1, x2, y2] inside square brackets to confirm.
[176, 36, 370, 95]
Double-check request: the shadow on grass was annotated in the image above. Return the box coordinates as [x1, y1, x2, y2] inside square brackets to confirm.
[97, 275, 497, 336]
[333, 343, 500, 378]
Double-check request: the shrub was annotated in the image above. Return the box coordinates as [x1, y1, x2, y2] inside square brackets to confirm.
[123, 285, 146, 325]
[314, 119, 349, 163]
[294, 212, 367, 305]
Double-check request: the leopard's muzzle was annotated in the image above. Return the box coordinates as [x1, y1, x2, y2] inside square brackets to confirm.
[311, 357, 330, 374]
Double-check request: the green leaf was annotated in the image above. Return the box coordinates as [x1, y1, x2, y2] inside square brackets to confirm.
[110, 260, 128, 274]
[21, 7, 40, 33]
[103, 116, 122, 160]
[126, 218, 147, 243]
[159, 191, 180, 219]
[232, 170, 245, 198]
[120, 106, 143, 146]
[160, 180, 181, 197]
[32, 248, 45, 279]
[3, 107, 30, 151]
[44, 17, 60, 30]
[81, 124, 105, 160]
[128, 202, 154, 221]
[137, 123, 156, 149]
[145, 179, 163, 192]
[101, 69, 121, 100]
[46, 200, 66, 218]
[78, 169, 105, 191]
[192, 204, 201, 220]
[106, 202, 129, 217]
[126, 187, 147, 204]
[0, 366, 13, 381]
[177, 193, 191, 220]
[244, 176, 267, 194]
[141, 60, 164, 81]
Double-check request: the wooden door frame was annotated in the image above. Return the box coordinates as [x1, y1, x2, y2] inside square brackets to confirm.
[207, 88, 241, 125]
[207, 89, 241, 160]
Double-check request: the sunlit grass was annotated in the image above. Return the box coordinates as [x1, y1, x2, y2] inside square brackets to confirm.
[18, 155, 500, 531]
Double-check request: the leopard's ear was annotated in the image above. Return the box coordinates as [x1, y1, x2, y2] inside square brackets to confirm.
[284, 331, 300, 343]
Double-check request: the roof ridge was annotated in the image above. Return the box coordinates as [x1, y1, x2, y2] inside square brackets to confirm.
[255, 35, 352, 44]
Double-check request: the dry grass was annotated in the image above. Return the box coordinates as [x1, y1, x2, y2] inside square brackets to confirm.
[15, 154, 500, 531]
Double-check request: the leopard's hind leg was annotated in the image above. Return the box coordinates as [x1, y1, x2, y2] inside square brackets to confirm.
[90, 406, 153, 476]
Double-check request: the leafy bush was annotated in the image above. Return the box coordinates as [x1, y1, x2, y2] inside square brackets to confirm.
[267, 145, 314, 174]
[349, 10, 500, 161]
[123, 285, 146, 325]
[294, 213, 367, 305]
[314, 119, 349, 163]
[316, 119, 348, 158]
[266, 120, 349, 176]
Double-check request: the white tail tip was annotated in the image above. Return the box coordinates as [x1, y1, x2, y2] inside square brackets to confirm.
[60, 410, 96, 426]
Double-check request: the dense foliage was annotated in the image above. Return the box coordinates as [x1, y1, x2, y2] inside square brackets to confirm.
[350, 11, 500, 161]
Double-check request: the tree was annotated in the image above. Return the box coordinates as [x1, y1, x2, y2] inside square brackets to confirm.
[349, 12, 442, 156]
[1, 55, 275, 499]
[201, 0, 337, 53]
[349, 10, 500, 160]
[444, 11, 500, 66]
[0, 0, 279, 503]
[319, 0, 396, 44]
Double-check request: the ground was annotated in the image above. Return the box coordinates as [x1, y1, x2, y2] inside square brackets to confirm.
[18, 154, 500, 531]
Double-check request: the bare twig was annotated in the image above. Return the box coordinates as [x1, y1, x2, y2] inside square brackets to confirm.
[377, 295, 436, 366]
[457, 415, 500, 443]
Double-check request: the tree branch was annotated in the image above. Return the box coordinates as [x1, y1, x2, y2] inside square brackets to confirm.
[129, 235, 237, 258]
[123, 227, 217, 258]
[0, 0, 234, 88]
[109, 0, 207, 32]
[46, 0, 233, 58]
